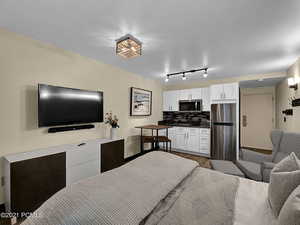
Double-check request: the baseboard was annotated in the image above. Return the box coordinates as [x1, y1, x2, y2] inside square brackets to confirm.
[241, 146, 272, 155]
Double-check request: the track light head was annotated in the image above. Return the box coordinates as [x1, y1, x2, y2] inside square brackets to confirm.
[203, 69, 208, 78]
[165, 75, 169, 82]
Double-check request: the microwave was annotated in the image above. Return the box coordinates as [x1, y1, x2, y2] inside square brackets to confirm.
[179, 99, 202, 111]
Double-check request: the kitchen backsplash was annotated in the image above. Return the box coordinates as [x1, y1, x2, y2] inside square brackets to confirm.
[162, 111, 210, 124]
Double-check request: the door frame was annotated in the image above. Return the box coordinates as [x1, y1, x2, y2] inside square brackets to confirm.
[240, 87, 276, 151]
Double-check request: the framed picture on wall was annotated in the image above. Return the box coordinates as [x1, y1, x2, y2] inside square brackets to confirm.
[130, 87, 152, 116]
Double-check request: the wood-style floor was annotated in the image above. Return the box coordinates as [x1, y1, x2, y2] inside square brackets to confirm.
[169, 151, 212, 169]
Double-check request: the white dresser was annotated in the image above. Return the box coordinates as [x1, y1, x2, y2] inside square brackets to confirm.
[3, 138, 124, 214]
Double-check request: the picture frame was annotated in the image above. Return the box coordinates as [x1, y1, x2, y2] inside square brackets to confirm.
[130, 87, 152, 116]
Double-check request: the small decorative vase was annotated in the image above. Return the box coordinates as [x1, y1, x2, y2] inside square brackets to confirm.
[110, 127, 118, 140]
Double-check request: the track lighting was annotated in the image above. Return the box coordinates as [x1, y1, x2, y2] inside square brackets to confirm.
[164, 67, 208, 82]
[203, 69, 208, 78]
[165, 75, 169, 82]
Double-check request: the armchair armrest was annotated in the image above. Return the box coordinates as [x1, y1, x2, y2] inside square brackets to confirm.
[261, 162, 276, 182]
[240, 148, 273, 163]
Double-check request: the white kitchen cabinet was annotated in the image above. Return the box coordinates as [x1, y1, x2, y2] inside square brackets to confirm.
[179, 89, 190, 100]
[210, 83, 238, 102]
[167, 127, 211, 156]
[158, 127, 176, 149]
[179, 88, 202, 100]
[163, 90, 179, 111]
[223, 83, 238, 100]
[191, 88, 202, 99]
[199, 128, 210, 155]
[186, 128, 200, 152]
[201, 87, 210, 111]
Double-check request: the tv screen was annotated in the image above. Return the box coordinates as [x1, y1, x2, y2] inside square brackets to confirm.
[38, 84, 103, 127]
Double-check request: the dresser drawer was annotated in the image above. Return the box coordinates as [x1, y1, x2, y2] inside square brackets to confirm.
[67, 160, 99, 185]
[67, 143, 99, 167]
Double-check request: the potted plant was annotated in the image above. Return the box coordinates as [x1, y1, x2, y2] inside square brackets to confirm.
[105, 111, 119, 139]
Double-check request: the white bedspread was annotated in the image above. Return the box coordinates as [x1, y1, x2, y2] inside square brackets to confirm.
[234, 178, 278, 225]
[22, 152, 198, 225]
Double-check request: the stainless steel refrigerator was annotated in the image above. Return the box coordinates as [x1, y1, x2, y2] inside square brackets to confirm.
[211, 103, 236, 161]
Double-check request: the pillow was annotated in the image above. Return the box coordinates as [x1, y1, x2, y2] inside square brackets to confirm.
[278, 185, 300, 225]
[268, 152, 300, 217]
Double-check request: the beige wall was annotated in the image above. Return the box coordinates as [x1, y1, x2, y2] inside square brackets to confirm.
[276, 58, 300, 132]
[0, 28, 163, 203]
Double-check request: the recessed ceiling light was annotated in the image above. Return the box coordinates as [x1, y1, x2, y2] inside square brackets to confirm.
[116, 34, 142, 59]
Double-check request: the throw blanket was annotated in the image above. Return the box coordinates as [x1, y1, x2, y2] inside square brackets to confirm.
[144, 168, 239, 225]
[22, 152, 198, 225]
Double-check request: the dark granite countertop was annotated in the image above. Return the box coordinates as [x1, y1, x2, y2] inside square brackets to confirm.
[158, 121, 210, 129]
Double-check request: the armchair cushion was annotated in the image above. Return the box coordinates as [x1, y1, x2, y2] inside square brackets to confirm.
[236, 160, 262, 181]
[240, 148, 273, 164]
[268, 152, 300, 217]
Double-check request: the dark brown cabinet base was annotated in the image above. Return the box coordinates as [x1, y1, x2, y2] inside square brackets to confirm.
[101, 139, 125, 172]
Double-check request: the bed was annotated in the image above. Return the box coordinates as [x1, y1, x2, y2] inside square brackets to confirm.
[22, 151, 278, 225]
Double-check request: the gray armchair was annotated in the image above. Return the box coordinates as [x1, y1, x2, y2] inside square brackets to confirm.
[236, 130, 300, 182]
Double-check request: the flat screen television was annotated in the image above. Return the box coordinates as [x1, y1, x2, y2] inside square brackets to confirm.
[38, 84, 103, 127]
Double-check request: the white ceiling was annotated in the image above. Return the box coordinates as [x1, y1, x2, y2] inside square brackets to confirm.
[1, 0, 300, 83]
[239, 77, 285, 88]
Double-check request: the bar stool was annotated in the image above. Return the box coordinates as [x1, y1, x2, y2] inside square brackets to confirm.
[141, 136, 156, 152]
[156, 136, 172, 152]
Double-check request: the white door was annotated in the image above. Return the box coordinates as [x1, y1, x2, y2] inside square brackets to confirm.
[186, 128, 200, 152]
[241, 93, 274, 150]
[223, 83, 238, 100]
[210, 84, 224, 101]
[201, 87, 210, 111]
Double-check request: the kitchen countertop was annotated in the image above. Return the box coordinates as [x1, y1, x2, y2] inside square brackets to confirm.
[158, 121, 210, 129]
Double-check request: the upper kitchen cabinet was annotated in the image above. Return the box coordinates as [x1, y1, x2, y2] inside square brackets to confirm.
[210, 83, 239, 102]
[163, 90, 179, 111]
[179, 88, 202, 100]
[201, 87, 210, 111]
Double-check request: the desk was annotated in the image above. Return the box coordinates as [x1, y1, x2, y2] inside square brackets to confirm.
[135, 125, 172, 152]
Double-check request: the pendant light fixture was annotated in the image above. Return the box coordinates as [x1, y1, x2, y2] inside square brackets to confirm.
[116, 34, 142, 59]
[182, 73, 187, 80]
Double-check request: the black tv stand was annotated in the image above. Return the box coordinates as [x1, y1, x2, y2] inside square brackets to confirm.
[48, 124, 95, 133]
